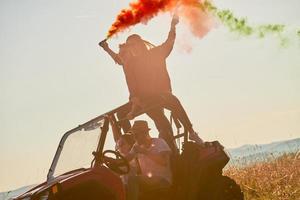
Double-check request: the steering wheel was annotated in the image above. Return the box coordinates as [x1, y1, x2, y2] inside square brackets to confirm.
[102, 150, 130, 175]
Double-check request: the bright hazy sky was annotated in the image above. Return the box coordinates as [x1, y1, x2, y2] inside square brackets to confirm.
[1, 0, 299, 192]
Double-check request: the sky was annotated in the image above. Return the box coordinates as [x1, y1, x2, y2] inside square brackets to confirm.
[0, 0, 300, 192]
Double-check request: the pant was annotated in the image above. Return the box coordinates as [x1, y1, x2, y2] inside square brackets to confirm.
[160, 93, 193, 130]
[142, 93, 193, 131]
[116, 102, 178, 153]
[127, 175, 171, 200]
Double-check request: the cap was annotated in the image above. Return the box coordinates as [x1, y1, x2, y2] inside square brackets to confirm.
[129, 120, 151, 133]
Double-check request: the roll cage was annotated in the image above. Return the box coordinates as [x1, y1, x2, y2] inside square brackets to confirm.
[47, 102, 188, 182]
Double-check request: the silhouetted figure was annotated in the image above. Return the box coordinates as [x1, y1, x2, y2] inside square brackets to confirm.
[99, 26, 175, 152]
[99, 15, 203, 149]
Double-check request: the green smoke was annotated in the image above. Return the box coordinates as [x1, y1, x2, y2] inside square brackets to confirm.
[203, 1, 299, 44]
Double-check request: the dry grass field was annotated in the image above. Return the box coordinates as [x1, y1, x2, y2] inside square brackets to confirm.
[225, 152, 300, 200]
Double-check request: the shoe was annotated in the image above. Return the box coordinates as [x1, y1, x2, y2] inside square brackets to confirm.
[189, 131, 204, 145]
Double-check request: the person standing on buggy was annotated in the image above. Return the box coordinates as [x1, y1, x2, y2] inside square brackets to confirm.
[99, 39, 176, 152]
[99, 15, 203, 151]
[99, 19, 177, 153]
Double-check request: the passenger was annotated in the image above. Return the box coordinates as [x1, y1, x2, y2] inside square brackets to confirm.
[124, 120, 172, 200]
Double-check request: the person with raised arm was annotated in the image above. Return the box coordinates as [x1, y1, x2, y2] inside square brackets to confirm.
[99, 21, 177, 152]
[99, 15, 203, 151]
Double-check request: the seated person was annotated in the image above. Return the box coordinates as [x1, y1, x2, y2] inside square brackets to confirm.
[124, 120, 172, 200]
[108, 116, 139, 185]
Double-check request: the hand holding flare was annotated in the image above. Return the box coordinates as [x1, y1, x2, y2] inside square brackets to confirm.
[171, 14, 179, 28]
[99, 39, 108, 49]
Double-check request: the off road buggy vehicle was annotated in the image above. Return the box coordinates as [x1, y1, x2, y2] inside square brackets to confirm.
[14, 103, 244, 200]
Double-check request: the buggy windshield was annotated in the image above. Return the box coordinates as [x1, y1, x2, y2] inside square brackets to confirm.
[51, 117, 105, 178]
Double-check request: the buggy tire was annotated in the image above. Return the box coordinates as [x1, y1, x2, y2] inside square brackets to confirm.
[213, 176, 244, 200]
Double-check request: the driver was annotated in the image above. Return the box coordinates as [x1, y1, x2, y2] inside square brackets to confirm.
[108, 116, 138, 185]
[124, 120, 172, 200]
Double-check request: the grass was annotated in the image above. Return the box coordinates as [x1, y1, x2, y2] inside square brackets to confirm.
[225, 152, 300, 200]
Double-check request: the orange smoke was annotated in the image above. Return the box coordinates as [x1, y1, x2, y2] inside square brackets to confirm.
[107, 0, 215, 39]
[179, 1, 215, 38]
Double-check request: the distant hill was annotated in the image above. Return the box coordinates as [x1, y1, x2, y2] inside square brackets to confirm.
[226, 138, 300, 165]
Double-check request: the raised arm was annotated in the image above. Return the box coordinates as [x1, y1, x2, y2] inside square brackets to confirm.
[99, 40, 123, 65]
[158, 15, 179, 58]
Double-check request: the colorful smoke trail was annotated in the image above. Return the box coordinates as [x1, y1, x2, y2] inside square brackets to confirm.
[106, 0, 214, 39]
[106, 0, 300, 43]
[204, 1, 297, 44]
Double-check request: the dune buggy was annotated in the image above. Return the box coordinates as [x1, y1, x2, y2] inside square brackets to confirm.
[14, 103, 244, 200]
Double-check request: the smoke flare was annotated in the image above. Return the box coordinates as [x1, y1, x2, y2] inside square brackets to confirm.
[106, 0, 214, 39]
[107, 0, 177, 38]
